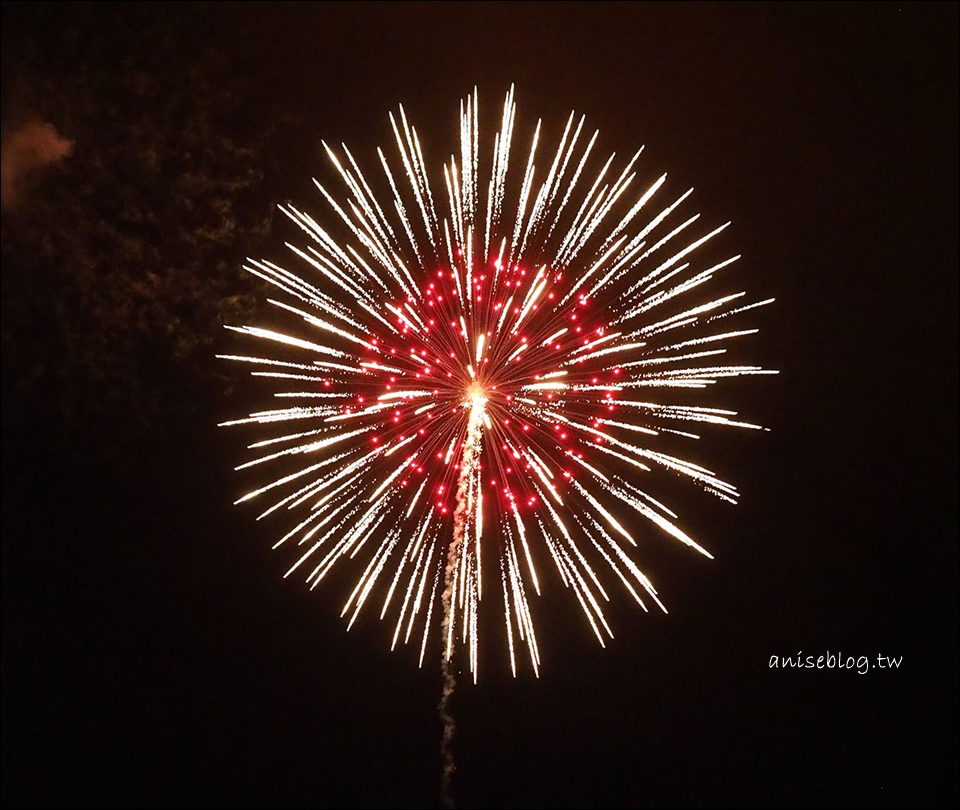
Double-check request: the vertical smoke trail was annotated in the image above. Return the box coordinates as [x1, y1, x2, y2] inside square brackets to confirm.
[439, 390, 487, 809]
[438, 653, 457, 808]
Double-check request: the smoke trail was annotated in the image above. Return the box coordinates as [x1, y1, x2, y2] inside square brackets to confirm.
[438, 653, 457, 808]
[439, 390, 486, 809]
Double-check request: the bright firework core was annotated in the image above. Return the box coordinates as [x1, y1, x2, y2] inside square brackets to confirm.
[222, 87, 776, 677]
[464, 381, 488, 410]
[368, 258, 597, 523]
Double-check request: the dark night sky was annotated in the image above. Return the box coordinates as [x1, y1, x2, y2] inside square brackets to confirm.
[2, 3, 957, 809]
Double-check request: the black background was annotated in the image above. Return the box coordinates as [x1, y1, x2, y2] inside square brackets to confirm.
[3, 3, 957, 809]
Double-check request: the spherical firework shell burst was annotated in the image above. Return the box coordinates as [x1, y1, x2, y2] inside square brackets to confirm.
[220, 87, 776, 678]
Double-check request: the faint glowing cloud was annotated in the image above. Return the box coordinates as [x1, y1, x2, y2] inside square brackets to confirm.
[1, 120, 74, 209]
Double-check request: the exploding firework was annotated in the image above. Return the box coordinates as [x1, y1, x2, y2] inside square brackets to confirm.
[221, 87, 775, 679]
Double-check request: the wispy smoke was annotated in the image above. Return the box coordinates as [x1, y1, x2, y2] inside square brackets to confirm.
[438, 655, 457, 809]
[1, 120, 74, 209]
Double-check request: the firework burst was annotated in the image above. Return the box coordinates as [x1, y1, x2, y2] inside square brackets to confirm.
[221, 87, 775, 679]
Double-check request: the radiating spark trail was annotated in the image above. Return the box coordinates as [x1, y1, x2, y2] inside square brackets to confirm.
[222, 88, 776, 692]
